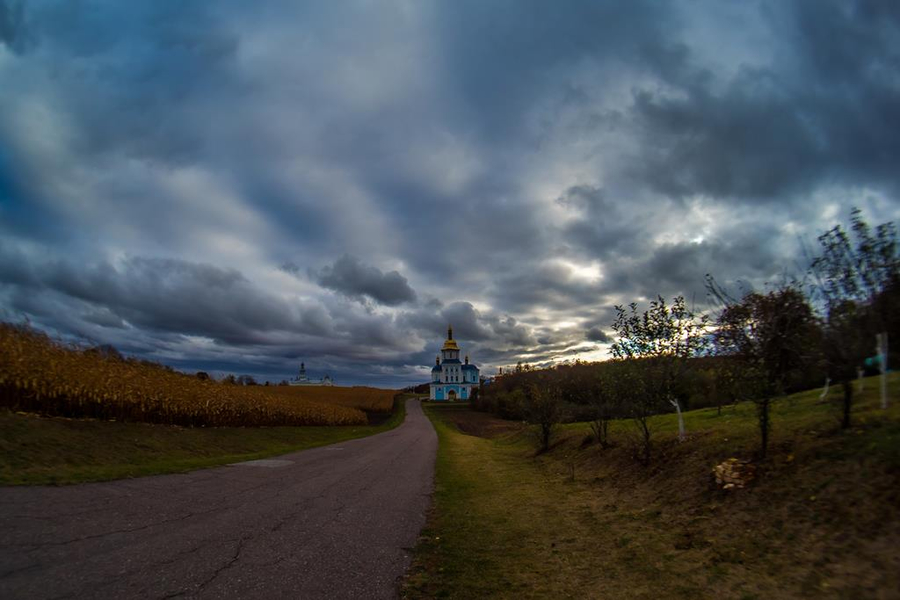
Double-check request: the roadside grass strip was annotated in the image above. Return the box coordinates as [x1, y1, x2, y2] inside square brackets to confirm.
[0, 395, 407, 486]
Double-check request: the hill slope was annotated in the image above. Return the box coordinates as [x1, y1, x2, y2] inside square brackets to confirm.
[404, 376, 900, 599]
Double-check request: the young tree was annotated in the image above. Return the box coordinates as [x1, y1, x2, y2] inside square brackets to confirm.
[611, 295, 708, 462]
[810, 209, 899, 424]
[608, 359, 655, 463]
[712, 285, 820, 458]
[237, 374, 258, 386]
[586, 369, 618, 449]
[525, 382, 562, 453]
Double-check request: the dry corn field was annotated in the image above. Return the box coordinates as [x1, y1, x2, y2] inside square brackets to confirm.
[261, 385, 397, 412]
[0, 323, 368, 427]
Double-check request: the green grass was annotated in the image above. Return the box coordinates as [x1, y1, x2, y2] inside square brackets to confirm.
[403, 376, 900, 599]
[0, 395, 407, 486]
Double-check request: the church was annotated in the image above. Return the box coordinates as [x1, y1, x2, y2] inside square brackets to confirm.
[289, 362, 334, 386]
[430, 326, 480, 401]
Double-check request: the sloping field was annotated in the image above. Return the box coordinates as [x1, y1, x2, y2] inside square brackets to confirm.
[262, 385, 398, 412]
[0, 323, 365, 427]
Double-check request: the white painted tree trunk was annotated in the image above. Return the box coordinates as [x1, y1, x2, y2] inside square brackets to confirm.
[819, 377, 831, 401]
[857, 367, 865, 393]
[670, 397, 685, 441]
[877, 332, 889, 409]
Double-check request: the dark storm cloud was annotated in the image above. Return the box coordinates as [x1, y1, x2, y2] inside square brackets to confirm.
[313, 255, 417, 306]
[488, 262, 604, 314]
[2, 0, 899, 386]
[484, 315, 536, 348]
[585, 327, 610, 343]
[557, 185, 645, 259]
[627, 1, 900, 201]
[80, 306, 127, 329]
[431, 0, 675, 137]
[4, 2, 240, 166]
[0, 250, 332, 344]
[600, 218, 793, 305]
[397, 302, 495, 345]
[0, 0, 25, 50]
[279, 262, 301, 276]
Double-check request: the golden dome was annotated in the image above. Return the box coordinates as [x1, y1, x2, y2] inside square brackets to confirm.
[441, 325, 460, 350]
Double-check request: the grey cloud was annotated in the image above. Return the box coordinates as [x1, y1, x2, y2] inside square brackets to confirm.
[81, 306, 127, 329]
[0, 251, 332, 344]
[485, 315, 536, 348]
[314, 255, 417, 306]
[585, 327, 610, 343]
[395, 303, 538, 366]
[432, 0, 675, 137]
[0, 0, 25, 50]
[2, 1, 899, 388]
[0, 250, 426, 385]
[488, 262, 605, 314]
[557, 185, 646, 259]
[396, 301, 495, 345]
[600, 223, 788, 307]
[441, 302, 492, 342]
[6, 2, 241, 166]
[279, 262, 301, 275]
[626, 1, 900, 201]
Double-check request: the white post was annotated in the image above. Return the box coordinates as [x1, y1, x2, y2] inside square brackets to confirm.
[819, 377, 831, 401]
[877, 332, 889, 409]
[670, 397, 685, 442]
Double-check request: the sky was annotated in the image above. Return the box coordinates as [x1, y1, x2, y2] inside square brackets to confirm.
[1, 0, 899, 387]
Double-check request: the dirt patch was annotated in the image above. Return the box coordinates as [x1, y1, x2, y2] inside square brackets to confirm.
[434, 406, 525, 438]
[364, 409, 393, 425]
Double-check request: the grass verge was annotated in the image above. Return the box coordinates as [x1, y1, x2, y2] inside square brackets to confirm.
[403, 378, 900, 599]
[0, 394, 407, 486]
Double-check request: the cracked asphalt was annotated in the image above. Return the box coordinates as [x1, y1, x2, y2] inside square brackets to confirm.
[0, 398, 436, 599]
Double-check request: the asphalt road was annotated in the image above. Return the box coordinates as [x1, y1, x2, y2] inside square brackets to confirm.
[0, 398, 437, 599]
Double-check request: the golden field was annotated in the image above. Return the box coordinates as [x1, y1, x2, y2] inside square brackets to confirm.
[0, 323, 369, 427]
[261, 385, 397, 412]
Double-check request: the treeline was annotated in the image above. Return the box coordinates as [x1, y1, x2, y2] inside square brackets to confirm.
[476, 209, 899, 461]
[475, 354, 826, 421]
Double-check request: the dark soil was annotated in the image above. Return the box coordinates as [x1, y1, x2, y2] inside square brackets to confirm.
[431, 405, 525, 438]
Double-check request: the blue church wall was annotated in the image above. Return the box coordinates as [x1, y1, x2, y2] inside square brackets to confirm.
[430, 384, 473, 401]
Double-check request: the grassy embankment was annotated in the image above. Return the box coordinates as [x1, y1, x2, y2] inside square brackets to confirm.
[0, 395, 407, 486]
[403, 375, 900, 599]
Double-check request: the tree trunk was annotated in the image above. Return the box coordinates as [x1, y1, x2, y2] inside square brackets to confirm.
[670, 397, 685, 441]
[640, 420, 651, 465]
[841, 379, 852, 429]
[758, 399, 770, 459]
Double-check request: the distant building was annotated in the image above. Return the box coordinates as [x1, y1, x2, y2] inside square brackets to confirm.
[430, 326, 479, 401]
[289, 362, 334, 386]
